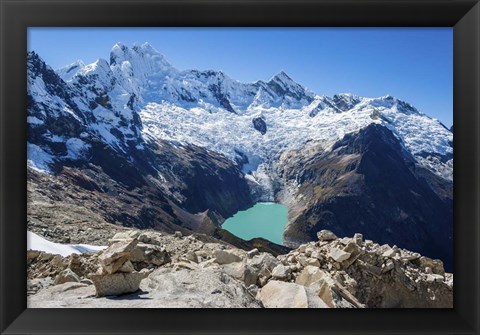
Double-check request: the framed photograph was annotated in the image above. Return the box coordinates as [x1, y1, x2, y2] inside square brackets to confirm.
[1, 0, 479, 334]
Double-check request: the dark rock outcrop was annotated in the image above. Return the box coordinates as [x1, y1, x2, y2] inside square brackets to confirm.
[279, 124, 453, 270]
[252, 117, 267, 135]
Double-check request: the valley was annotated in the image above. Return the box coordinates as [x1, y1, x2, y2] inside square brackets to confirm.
[27, 40, 453, 290]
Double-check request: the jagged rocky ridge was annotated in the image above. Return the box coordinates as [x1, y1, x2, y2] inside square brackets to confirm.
[27, 42, 453, 270]
[278, 124, 453, 269]
[27, 229, 452, 308]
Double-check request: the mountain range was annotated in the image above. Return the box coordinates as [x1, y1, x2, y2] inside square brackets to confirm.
[27, 42, 453, 270]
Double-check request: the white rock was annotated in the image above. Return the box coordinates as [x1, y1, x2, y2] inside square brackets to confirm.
[247, 248, 260, 258]
[117, 260, 135, 273]
[258, 280, 328, 308]
[382, 248, 396, 258]
[425, 274, 444, 283]
[295, 266, 326, 287]
[99, 238, 138, 274]
[298, 244, 308, 253]
[54, 268, 81, 285]
[381, 260, 395, 273]
[317, 230, 338, 241]
[328, 248, 351, 262]
[353, 233, 363, 245]
[306, 258, 320, 267]
[271, 264, 291, 280]
[89, 271, 149, 297]
[213, 249, 242, 265]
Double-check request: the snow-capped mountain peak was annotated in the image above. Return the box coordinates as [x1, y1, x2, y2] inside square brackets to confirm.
[265, 70, 314, 104]
[56, 59, 86, 82]
[110, 42, 174, 74]
[268, 70, 294, 84]
[77, 58, 111, 79]
[29, 42, 452, 183]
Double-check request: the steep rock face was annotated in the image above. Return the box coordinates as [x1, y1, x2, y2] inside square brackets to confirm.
[148, 141, 253, 218]
[279, 124, 453, 270]
[27, 52, 254, 237]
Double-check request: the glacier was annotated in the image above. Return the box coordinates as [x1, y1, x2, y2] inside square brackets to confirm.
[35, 42, 452, 182]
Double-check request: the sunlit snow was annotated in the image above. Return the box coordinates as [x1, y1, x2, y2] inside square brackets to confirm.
[27, 42, 452, 181]
[27, 231, 106, 257]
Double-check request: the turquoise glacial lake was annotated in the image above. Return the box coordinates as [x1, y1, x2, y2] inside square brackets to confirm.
[222, 202, 288, 245]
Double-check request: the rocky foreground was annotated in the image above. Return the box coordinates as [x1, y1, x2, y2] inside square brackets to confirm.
[27, 229, 453, 308]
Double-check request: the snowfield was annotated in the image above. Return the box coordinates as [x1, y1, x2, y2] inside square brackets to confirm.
[27, 231, 106, 256]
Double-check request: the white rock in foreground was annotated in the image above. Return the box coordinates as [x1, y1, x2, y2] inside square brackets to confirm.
[29, 268, 262, 308]
[258, 280, 329, 308]
[328, 247, 351, 262]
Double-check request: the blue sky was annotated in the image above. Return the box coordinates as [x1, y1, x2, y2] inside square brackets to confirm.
[28, 28, 453, 127]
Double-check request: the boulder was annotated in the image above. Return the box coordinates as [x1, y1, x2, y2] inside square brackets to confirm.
[353, 233, 363, 245]
[89, 271, 149, 297]
[317, 230, 337, 241]
[68, 253, 83, 275]
[99, 238, 138, 274]
[381, 260, 395, 273]
[271, 264, 291, 281]
[382, 248, 396, 258]
[39, 253, 54, 262]
[174, 261, 199, 271]
[341, 241, 363, 267]
[414, 257, 445, 275]
[146, 268, 262, 308]
[195, 250, 211, 260]
[425, 274, 444, 283]
[247, 253, 280, 286]
[80, 278, 93, 285]
[328, 248, 351, 263]
[316, 275, 363, 308]
[137, 231, 163, 246]
[247, 248, 260, 258]
[213, 249, 242, 265]
[54, 268, 81, 285]
[258, 280, 329, 308]
[400, 252, 421, 261]
[305, 246, 315, 257]
[117, 260, 135, 273]
[27, 250, 41, 265]
[298, 244, 308, 253]
[109, 230, 141, 244]
[295, 266, 326, 287]
[295, 266, 363, 308]
[183, 251, 199, 263]
[306, 258, 320, 267]
[222, 261, 246, 280]
[130, 243, 170, 267]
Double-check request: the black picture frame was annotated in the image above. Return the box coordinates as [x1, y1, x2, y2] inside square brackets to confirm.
[1, 0, 479, 334]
